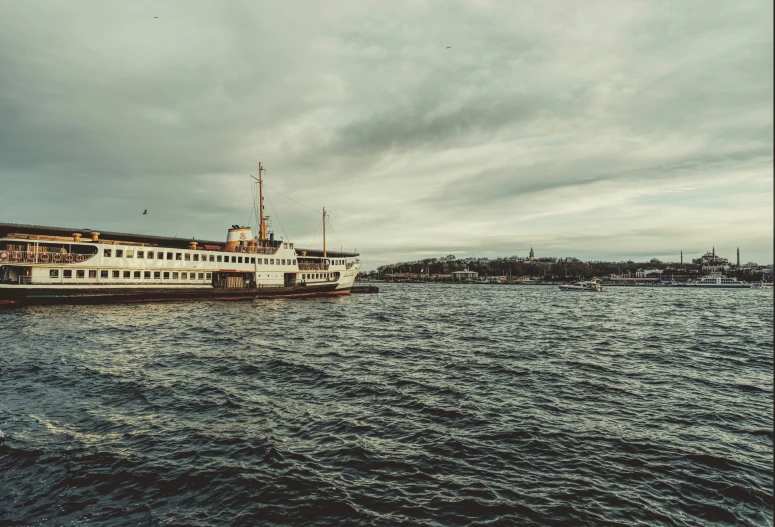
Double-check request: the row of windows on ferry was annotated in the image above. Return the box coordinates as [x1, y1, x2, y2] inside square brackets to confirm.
[49, 269, 212, 280]
[100, 249, 346, 267]
[102, 249, 298, 265]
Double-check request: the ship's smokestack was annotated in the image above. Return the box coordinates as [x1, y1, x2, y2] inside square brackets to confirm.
[90, 232, 100, 242]
[225, 227, 253, 252]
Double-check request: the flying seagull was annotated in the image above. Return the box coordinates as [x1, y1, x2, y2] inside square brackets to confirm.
[446, 46, 451, 49]
[143, 209, 147, 215]
[154, 16, 158, 18]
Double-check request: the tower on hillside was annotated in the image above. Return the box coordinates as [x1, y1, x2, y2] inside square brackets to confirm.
[529, 247, 535, 261]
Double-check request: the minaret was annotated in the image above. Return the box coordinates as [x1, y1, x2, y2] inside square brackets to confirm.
[680, 250, 683, 265]
[529, 247, 534, 261]
[712, 246, 715, 264]
[737, 247, 740, 267]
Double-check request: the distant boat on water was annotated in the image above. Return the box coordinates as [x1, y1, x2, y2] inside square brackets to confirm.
[686, 276, 751, 289]
[559, 279, 603, 292]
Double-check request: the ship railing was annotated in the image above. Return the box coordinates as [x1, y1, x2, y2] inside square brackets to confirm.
[0, 250, 97, 265]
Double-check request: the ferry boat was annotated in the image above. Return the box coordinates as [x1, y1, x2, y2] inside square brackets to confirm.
[0, 165, 360, 305]
[559, 279, 603, 292]
[686, 276, 751, 289]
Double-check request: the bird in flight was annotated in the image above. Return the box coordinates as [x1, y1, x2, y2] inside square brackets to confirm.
[154, 16, 158, 19]
[446, 46, 451, 49]
[143, 209, 147, 215]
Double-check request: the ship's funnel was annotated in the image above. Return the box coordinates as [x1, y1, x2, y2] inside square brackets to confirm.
[225, 226, 253, 252]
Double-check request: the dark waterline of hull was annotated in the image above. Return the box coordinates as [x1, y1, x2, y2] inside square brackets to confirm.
[0, 283, 348, 305]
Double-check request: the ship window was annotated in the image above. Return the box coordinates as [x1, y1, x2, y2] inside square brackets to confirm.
[126, 250, 134, 258]
[87, 270, 96, 278]
[172, 272, 179, 279]
[116, 249, 123, 258]
[134, 271, 140, 278]
[166, 252, 173, 260]
[181, 272, 187, 279]
[190, 273, 195, 280]
[238, 257, 243, 264]
[194, 254, 199, 261]
[281, 259, 285, 265]
[139, 251, 146, 258]
[123, 271, 131, 278]
[290, 243, 293, 249]
[176, 253, 182, 260]
[144, 271, 151, 279]
[271, 259, 275, 265]
[201, 253, 207, 260]
[293, 260, 296, 265]
[104, 249, 112, 257]
[154, 271, 161, 279]
[217, 255, 222, 262]
[156, 252, 163, 259]
[49, 269, 59, 278]
[64, 270, 72, 279]
[208, 255, 213, 262]
[263, 258, 268, 264]
[251, 257, 256, 264]
[100, 270, 108, 278]
[206, 273, 212, 279]
[184, 253, 191, 261]
[198, 273, 204, 279]
[163, 272, 170, 279]
[77, 270, 85, 278]
[112, 270, 120, 278]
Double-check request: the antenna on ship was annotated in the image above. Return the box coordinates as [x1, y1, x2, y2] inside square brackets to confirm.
[322, 207, 327, 258]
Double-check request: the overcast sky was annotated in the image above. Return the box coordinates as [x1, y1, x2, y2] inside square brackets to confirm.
[1, 1, 772, 269]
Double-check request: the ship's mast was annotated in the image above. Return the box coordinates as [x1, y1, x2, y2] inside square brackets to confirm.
[259, 163, 266, 242]
[322, 207, 327, 258]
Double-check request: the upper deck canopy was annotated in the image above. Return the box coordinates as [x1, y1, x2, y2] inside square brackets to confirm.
[0, 222, 227, 250]
[0, 222, 360, 257]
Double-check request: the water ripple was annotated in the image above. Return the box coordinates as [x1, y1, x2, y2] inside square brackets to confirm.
[1, 285, 772, 526]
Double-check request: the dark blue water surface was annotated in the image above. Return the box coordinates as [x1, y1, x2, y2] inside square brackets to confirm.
[1, 284, 772, 526]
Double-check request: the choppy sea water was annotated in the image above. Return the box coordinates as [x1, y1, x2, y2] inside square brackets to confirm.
[0, 284, 772, 526]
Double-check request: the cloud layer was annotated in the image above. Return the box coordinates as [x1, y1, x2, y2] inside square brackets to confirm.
[1, 0, 772, 268]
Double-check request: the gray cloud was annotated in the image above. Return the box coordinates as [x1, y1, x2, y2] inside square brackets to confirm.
[0, 0, 772, 268]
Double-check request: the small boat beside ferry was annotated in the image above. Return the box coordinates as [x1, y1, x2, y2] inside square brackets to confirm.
[559, 279, 603, 292]
[0, 164, 360, 305]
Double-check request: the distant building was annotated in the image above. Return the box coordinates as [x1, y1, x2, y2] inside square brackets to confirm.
[692, 247, 729, 266]
[636, 269, 663, 278]
[702, 264, 730, 273]
[452, 268, 478, 281]
[649, 257, 662, 265]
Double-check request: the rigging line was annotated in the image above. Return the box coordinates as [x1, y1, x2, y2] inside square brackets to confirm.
[312, 217, 323, 249]
[262, 180, 320, 216]
[247, 176, 257, 229]
[326, 215, 344, 253]
[265, 193, 289, 241]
